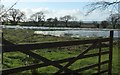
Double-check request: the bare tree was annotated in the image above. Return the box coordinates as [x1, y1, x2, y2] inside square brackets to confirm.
[92, 21, 100, 28]
[47, 18, 54, 22]
[1, 13, 9, 24]
[107, 13, 120, 28]
[0, 0, 18, 17]
[30, 12, 45, 22]
[53, 17, 58, 26]
[6, 8, 26, 25]
[60, 15, 76, 27]
[0, 0, 19, 25]
[47, 18, 54, 26]
[30, 11, 45, 26]
[47, 17, 58, 26]
[86, 1, 120, 29]
[101, 20, 109, 28]
[0, 4, 5, 15]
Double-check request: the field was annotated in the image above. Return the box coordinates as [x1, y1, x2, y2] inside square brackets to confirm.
[2, 29, 119, 75]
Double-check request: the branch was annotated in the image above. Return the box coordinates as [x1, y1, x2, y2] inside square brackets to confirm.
[86, 1, 120, 15]
[0, 0, 19, 17]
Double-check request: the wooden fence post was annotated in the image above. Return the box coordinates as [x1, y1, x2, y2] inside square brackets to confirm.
[108, 30, 113, 75]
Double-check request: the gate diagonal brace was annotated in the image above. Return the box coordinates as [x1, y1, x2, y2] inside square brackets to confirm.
[55, 41, 98, 74]
[20, 50, 81, 74]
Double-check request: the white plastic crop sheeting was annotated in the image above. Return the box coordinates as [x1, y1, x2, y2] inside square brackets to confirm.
[34, 31, 65, 37]
[34, 30, 120, 38]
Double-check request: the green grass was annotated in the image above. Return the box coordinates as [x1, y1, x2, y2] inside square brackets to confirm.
[2, 29, 119, 75]
[3, 29, 78, 44]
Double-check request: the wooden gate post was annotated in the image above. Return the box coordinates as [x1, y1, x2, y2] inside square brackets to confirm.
[108, 30, 113, 75]
[0, 31, 3, 75]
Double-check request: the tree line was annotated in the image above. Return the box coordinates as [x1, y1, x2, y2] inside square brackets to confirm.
[0, 0, 120, 29]
[1, 8, 79, 27]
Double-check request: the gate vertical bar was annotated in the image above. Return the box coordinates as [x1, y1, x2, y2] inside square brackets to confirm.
[1, 32, 3, 72]
[108, 30, 113, 75]
[98, 40, 101, 75]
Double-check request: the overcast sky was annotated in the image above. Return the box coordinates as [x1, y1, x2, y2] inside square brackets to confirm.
[1, 0, 118, 21]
